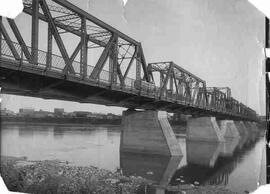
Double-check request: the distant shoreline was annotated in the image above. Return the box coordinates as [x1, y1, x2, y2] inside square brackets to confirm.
[0, 121, 123, 128]
[1, 116, 186, 127]
[0, 116, 122, 125]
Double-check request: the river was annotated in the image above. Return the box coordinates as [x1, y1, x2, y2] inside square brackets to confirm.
[0, 123, 266, 193]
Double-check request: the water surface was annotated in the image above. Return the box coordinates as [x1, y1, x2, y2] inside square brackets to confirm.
[0, 123, 265, 193]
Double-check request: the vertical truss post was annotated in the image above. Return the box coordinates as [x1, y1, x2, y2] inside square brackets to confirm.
[160, 63, 173, 98]
[191, 82, 197, 104]
[178, 80, 183, 100]
[113, 37, 119, 85]
[213, 92, 216, 109]
[160, 73, 164, 88]
[173, 72, 179, 95]
[169, 72, 173, 99]
[80, 17, 88, 79]
[47, 24, 52, 69]
[169, 75, 173, 91]
[186, 81, 191, 103]
[265, 17, 270, 184]
[138, 44, 150, 82]
[0, 16, 2, 58]
[136, 50, 141, 81]
[109, 52, 113, 83]
[32, 0, 39, 64]
[109, 35, 118, 85]
[203, 83, 207, 107]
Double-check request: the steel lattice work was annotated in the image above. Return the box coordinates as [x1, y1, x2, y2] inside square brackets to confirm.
[148, 62, 207, 107]
[0, 0, 258, 121]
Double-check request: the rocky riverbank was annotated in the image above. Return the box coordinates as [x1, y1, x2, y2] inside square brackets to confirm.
[0, 156, 240, 194]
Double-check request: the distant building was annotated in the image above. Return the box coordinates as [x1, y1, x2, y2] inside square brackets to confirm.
[33, 110, 53, 118]
[94, 113, 106, 119]
[65, 112, 75, 117]
[73, 111, 89, 118]
[54, 108, 64, 117]
[107, 113, 121, 120]
[0, 108, 16, 116]
[19, 108, 35, 117]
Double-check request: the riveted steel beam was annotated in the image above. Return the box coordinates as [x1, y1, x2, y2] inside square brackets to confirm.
[80, 17, 87, 79]
[46, 24, 52, 69]
[31, 0, 39, 64]
[0, 16, 2, 58]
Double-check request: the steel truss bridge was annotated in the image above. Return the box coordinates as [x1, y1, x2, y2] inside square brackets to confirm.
[0, 0, 257, 121]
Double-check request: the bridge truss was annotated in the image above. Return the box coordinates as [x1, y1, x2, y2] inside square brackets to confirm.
[0, 0, 258, 121]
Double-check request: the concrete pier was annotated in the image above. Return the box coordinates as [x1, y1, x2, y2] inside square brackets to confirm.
[220, 138, 240, 157]
[120, 110, 182, 156]
[234, 121, 249, 137]
[219, 120, 240, 138]
[243, 122, 254, 134]
[251, 122, 259, 131]
[247, 121, 259, 133]
[186, 117, 224, 142]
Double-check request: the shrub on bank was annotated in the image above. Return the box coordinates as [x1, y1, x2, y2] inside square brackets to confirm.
[0, 157, 147, 194]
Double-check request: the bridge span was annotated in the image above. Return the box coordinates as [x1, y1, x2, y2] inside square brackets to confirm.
[0, 0, 260, 156]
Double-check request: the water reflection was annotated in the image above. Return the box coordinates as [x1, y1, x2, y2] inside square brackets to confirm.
[170, 133, 261, 192]
[186, 141, 222, 167]
[119, 130, 262, 193]
[120, 152, 182, 188]
[53, 126, 65, 139]
[219, 138, 240, 157]
[1, 124, 121, 170]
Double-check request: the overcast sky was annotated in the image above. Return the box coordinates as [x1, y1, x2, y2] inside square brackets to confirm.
[0, 0, 265, 115]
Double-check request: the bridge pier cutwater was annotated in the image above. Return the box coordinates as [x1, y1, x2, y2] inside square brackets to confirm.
[120, 110, 182, 156]
[186, 117, 225, 142]
[186, 116, 259, 142]
[219, 120, 240, 138]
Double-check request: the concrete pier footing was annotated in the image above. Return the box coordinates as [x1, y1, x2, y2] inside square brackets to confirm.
[120, 110, 182, 156]
[186, 117, 224, 142]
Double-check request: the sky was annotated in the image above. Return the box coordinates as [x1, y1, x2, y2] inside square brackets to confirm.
[0, 0, 266, 115]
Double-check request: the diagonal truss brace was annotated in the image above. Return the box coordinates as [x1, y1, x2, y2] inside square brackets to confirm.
[0, 21, 20, 60]
[7, 19, 33, 63]
[90, 34, 116, 79]
[39, 0, 75, 74]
